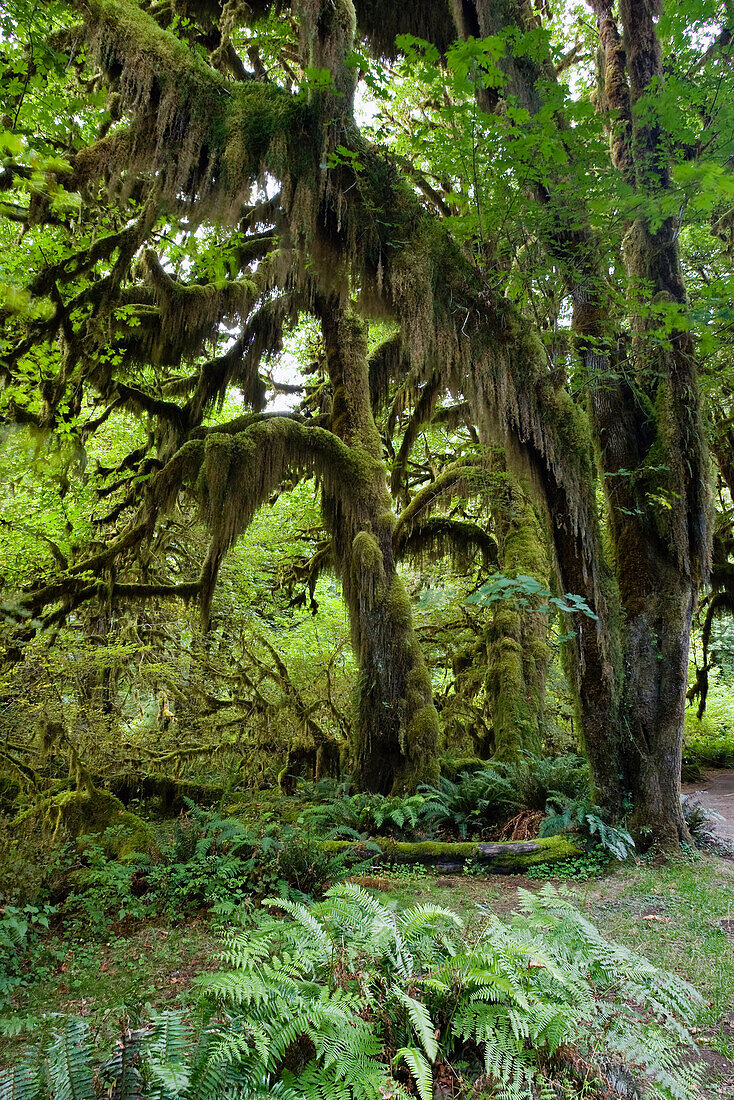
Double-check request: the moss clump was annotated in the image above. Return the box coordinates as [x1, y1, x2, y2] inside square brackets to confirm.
[438, 756, 488, 780]
[351, 531, 385, 576]
[14, 787, 153, 858]
[58, 788, 153, 857]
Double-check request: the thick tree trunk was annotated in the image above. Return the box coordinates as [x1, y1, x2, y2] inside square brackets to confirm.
[448, 0, 710, 843]
[318, 302, 439, 793]
[487, 474, 550, 760]
[621, 577, 695, 846]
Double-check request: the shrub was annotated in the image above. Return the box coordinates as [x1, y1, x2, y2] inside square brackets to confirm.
[299, 791, 426, 837]
[418, 770, 518, 838]
[142, 804, 368, 911]
[4, 885, 703, 1100]
[418, 755, 592, 841]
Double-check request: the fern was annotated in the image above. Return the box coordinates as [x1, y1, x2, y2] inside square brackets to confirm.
[393, 1047, 432, 1100]
[394, 991, 438, 1061]
[4, 883, 704, 1100]
[46, 1019, 93, 1100]
[0, 1060, 41, 1100]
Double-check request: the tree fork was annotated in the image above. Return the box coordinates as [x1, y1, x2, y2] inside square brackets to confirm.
[318, 300, 439, 793]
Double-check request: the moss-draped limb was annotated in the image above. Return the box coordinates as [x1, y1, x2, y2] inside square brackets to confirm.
[393, 460, 484, 539]
[149, 414, 380, 624]
[390, 375, 443, 500]
[395, 518, 497, 569]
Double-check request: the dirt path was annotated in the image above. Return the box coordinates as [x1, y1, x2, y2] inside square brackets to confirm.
[682, 769, 734, 842]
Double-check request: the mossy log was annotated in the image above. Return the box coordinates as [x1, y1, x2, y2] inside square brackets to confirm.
[324, 834, 581, 873]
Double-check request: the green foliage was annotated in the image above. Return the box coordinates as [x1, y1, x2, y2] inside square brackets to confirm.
[0, 905, 55, 1011]
[499, 754, 592, 812]
[418, 770, 518, 838]
[684, 687, 734, 768]
[3, 885, 703, 1099]
[466, 574, 598, 620]
[539, 799, 635, 861]
[299, 791, 425, 837]
[524, 848, 612, 882]
[138, 802, 370, 913]
[64, 834, 152, 937]
[417, 755, 592, 840]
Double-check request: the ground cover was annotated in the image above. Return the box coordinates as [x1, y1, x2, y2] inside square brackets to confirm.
[2, 848, 733, 1094]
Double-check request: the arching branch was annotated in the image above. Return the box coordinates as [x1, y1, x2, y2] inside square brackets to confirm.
[394, 517, 497, 569]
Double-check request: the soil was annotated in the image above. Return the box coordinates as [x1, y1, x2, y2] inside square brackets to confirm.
[682, 769, 734, 843]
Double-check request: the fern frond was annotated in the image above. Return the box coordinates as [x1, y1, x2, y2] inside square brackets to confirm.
[47, 1018, 93, 1100]
[394, 990, 438, 1062]
[0, 1061, 41, 1100]
[394, 1047, 433, 1100]
[263, 898, 332, 959]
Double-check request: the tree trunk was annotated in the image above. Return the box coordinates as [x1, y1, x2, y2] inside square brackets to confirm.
[318, 301, 439, 793]
[487, 473, 550, 760]
[621, 574, 695, 846]
[450, 0, 710, 843]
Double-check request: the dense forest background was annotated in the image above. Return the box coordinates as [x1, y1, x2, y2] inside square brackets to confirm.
[2, 1, 734, 1097]
[2, 0, 734, 842]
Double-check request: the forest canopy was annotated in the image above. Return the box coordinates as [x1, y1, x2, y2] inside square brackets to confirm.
[1, 0, 734, 851]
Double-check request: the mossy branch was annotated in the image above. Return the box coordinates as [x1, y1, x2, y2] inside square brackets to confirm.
[394, 517, 497, 569]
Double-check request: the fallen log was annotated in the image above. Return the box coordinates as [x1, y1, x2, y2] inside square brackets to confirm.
[323, 834, 582, 874]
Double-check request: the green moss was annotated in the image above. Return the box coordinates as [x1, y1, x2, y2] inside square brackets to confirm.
[351, 531, 384, 575]
[89, 0, 227, 83]
[13, 787, 153, 858]
[438, 756, 488, 780]
[323, 835, 582, 872]
[224, 84, 304, 185]
[485, 478, 550, 760]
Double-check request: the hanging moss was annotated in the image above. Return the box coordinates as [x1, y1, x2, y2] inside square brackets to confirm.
[352, 0, 456, 58]
[129, 252, 261, 371]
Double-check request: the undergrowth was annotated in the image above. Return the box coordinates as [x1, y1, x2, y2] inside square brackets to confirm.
[1, 884, 704, 1100]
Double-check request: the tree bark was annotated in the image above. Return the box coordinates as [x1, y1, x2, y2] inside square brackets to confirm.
[449, 0, 710, 843]
[318, 301, 439, 793]
[486, 472, 550, 760]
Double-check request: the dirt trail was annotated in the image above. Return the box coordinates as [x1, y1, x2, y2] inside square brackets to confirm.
[682, 769, 734, 842]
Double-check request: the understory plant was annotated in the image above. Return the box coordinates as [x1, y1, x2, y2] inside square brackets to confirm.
[0, 904, 55, 1011]
[299, 791, 426, 837]
[3, 884, 703, 1100]
[418, 769, 519, 838]
[539, 797, 635, 860]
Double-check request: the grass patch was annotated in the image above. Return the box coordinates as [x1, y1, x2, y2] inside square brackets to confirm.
[0, 916, 216, 1060]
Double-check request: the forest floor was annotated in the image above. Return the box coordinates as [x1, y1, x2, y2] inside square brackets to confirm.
[3, 849, 734, 1095]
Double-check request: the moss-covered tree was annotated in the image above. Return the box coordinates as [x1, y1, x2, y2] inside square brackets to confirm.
[0, 0, 730, 839]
